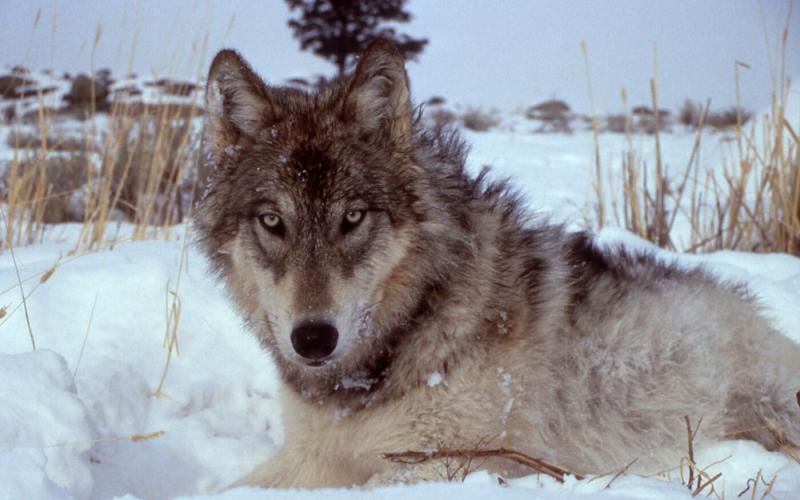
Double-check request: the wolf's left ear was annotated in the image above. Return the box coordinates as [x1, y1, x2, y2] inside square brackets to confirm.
[343, 39, 412, 145]
[205, 49, 278, 157]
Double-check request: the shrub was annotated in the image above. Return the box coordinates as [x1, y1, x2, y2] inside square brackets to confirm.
[525, 100, 573, 133]
[427, 108, 457, 128]
[678, 99, 701, 127]
[677, 100, 751, 130]
[605, 114, 628, 134]
[525, 99, 570, 120]
[461, 107, 500, 132]
[705, 107, 751, 129]
[63, 74, 111, 114]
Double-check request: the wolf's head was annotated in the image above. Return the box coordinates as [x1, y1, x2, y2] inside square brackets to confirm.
[195, 40, 467, 398]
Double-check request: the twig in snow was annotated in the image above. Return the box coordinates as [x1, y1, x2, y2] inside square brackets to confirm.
[382, 447, 582, 483]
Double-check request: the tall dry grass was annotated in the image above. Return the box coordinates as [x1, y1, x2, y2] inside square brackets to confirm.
[593, 12, 799, 257]
[2, 99, 204, 252]
[75, 99, 203, 250]
[0, 6, 221, 395]
[1, 16, 207, 254]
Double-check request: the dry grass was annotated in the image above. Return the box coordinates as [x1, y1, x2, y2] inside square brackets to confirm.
[0, 208, 37, 350]
[42, 429, 166, 449]
[679, 416, 724, 498]
[81, 100, 202, 246]
[700, 53, 799, 255]
[67, 76, 204, 250]
[2, 100, 203, 252]
[72, 291, 99, 381]
[153, 212, 193, 397]
[0, 255, 60, 340]
[383, 445, 582, 484]
[2, 152, 88, 225]
[582, 40, 606, 229]
[593, 15, 799, 257]
[738, 470, 777, 499]
[1, 13, 208, 254]
[0, 7, 210, 418]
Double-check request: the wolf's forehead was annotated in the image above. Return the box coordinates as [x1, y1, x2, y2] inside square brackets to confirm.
[254, 143, 352, 207]
[285, 145, 342, 185]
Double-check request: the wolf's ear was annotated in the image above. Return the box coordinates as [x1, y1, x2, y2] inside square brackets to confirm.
[205, 50, 278, 155]
[343, 39, 412, 144]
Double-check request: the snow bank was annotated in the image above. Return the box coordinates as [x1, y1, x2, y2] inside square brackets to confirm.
[0, 234, 282, 499]
[0, 350, 94, 498]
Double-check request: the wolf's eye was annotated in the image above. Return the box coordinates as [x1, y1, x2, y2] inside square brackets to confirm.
[341, 209, 366, 234]
[257, 213, 285, 237]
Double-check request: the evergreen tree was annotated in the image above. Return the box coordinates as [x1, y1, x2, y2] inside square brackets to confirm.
[286, 0, 428, 77]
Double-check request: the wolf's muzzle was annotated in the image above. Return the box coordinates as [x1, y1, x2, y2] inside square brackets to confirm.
[291, 321, 339, 362]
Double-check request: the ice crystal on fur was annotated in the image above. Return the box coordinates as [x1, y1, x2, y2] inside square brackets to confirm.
[337, 375, 378, 391]
[426, 372, 444, 387]
[497, 368, 513, 396]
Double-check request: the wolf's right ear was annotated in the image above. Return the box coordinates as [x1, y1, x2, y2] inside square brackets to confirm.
[205, 50, 278, 157]
[343, 39, 412, 145]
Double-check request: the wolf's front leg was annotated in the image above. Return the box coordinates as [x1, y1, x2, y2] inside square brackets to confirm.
[228, 450, 299, 489]
[230, 447, 373, 489]
[364, 457, 466, 488]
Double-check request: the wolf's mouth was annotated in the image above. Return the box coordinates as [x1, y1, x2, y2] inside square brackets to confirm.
[305, 360, 327, 368]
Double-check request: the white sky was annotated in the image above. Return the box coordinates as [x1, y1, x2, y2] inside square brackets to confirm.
[1, 0, 798, 113]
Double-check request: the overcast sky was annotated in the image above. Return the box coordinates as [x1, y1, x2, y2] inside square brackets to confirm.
[1, 0, 798, 114]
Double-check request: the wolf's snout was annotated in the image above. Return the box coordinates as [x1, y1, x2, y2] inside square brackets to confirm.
[291, 322, 338, 361]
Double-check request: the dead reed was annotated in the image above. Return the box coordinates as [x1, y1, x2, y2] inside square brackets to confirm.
[2, 14, 207, 254]
[593, 10, 799, 256]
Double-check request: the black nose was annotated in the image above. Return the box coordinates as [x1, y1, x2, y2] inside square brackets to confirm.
[291, 322, 338, 360]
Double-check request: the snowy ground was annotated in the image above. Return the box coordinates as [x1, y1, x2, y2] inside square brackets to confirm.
[1, 120, 799, 499]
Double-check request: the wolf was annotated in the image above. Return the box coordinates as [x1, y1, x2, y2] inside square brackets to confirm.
[194, 39, 800, 489]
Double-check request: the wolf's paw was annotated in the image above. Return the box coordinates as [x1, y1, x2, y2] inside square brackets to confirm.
[363, 462, 449, 489]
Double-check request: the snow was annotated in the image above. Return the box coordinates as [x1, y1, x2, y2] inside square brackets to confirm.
[176, 473, 697, 500]
[0, 234, 281, 499]
[1, 113, 800, 498]
[0, 351, 94, 498]
[338, 375, 378, 391]
[425, 372, 444, 387]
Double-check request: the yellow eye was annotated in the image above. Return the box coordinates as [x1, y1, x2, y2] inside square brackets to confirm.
[260, 213, 281, 228]
[346, 210, 364, 225]
[342, 209, 366, 234]
[258, 213, 285, 237]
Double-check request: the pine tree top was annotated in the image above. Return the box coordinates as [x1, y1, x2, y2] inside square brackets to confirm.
[286, 0, 428, 77]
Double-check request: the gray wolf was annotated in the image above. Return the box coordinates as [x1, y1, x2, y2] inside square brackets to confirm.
[194, 39, 800, 489]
